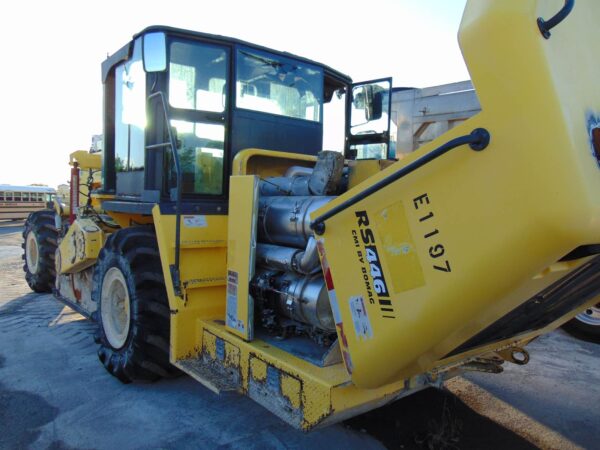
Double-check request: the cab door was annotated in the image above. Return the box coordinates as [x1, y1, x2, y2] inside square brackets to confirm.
[163, 39, 230, 205]
[346, 77, 393, 160]
[144, 36, 231, 210]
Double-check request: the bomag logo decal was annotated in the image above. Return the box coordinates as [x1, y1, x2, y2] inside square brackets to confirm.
[352, 210, 395, 319]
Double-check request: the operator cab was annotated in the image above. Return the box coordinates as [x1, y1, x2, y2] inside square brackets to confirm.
[100, 26, 391, 214]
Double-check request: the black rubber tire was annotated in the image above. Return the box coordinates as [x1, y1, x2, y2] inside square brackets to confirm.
[563, 306, 600, 344]
[92, 226, 178, 383]
[22, 210, 58, 293]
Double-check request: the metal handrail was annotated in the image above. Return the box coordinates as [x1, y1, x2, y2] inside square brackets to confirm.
[310, 128, 490, 235]
[538, 0, 575, 39]
[147, 91, 183, 297]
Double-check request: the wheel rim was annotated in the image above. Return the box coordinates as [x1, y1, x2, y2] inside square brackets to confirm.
[575, 303, 600, 327]
[101, 267, 131, 349]
[26, 231, 40, 273]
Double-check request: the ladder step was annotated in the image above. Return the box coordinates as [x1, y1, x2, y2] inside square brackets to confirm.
[174, 357, 239, 394]
[176, 240, 227, 249]
[182, 277, 226, 290]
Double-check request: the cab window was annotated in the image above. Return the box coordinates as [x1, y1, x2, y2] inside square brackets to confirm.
[168, 40, 228, 196]
[169, 42, 227, 113]
[115, 39, 146, 172]
[236, 49, 322, 122]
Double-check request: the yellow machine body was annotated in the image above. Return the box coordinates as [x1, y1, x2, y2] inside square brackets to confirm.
[69, 150, 102, 171]
[314, 0, 600, 388]
[54, 150, 103, 218]
[50, 0, 600, 431]
[225, 176, 260, 340]
[58, 218, 104, 274]
[142, 0, 600, 428]
[151, 157, 451, 430]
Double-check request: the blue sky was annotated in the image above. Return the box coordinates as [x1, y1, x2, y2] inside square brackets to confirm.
[0, 0, 469, 187]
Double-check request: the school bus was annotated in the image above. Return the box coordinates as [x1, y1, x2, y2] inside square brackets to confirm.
[0, 185, 56, 220]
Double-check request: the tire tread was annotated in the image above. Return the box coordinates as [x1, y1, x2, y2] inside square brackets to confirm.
[22, 210, 58, 293]
[93, 226, 179, 383]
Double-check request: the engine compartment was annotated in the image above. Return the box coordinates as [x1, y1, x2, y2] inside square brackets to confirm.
[249, 151, 345, 348]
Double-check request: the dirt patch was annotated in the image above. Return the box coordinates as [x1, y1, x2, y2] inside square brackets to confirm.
[446, 377, 582, 450]
[345, 387, 535, 450]
[0, 382, 59, 448]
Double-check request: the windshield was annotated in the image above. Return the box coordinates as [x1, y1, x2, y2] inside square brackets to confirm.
[236, 50, 323, 122]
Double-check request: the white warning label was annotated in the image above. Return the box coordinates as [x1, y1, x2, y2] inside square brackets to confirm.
[349, 296, 373, 340]
[226, 270, 244, 332]
[183, 215, 207, 228]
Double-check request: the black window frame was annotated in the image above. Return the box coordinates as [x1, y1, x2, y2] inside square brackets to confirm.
[163, 36, 232, 201]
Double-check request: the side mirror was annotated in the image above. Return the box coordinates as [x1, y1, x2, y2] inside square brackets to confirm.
[352, 86, 366, 110]
[143, 32, 167, 72]
[370, 91, 383, 121]
[352, 85, 384, 121]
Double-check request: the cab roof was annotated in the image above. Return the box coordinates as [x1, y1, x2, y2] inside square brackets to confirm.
[102, 25, 352, 92]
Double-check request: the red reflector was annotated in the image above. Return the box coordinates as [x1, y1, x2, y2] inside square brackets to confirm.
[324, 268, 334, 291]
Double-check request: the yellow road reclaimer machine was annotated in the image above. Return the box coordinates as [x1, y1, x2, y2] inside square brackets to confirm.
[22, 0, 600, 429]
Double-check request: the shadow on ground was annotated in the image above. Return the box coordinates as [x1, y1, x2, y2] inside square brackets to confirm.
[345, 387, 535, 450]
[0, 220, 25, 235]
[0, 379, 59, 448]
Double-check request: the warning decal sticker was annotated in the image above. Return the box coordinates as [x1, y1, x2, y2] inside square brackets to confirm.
[183, 215, 208, 228]
[226, 270, 244, 332]
[349, 295, 373, 341]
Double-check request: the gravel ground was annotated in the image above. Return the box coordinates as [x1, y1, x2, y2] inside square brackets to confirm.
[1, 220, 598, 449]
